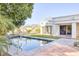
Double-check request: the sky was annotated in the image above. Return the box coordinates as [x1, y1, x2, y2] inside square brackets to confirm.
[25, 3, 79, 25]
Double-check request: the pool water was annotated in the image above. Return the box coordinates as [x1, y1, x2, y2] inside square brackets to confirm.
[11, 37, 52, 51]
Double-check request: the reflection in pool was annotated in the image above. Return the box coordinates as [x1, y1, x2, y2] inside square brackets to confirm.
[11, 37, 52, 51]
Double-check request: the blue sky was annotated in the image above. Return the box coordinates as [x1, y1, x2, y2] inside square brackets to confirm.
[25, 3, 79, 25]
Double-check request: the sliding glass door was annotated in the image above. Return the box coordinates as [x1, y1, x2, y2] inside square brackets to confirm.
[66, 25, 72, 35]
[60, 25, 66, 35]
[60, 25, 72, 35]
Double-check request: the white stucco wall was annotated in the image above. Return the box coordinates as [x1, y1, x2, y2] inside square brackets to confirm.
[53, 14, 79, 22]
[40, 26, 43, 34]
[52, 24, 60, 36]
[72, 22, 77, 38]
[40, 14, 79, 38]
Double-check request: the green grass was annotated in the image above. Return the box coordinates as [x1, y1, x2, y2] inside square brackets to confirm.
[30, 34, 60, 39]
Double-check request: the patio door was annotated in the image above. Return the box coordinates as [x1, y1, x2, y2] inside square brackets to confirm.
[66, 25, 72, 35]
[60, 25, 72, 35]
[60, 25, 66, 35]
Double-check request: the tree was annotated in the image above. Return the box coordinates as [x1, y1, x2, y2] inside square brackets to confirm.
[0, 15, 15, 35]
[0, 3, 34, 34]
[0, 3, 34, 55]
[0, 36, 11, 56]
[0, 3, 34, 27]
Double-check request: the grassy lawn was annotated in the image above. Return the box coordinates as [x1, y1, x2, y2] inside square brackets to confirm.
[29, 34, 60, 39]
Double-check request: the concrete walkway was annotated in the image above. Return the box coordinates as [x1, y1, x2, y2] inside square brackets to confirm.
[52, 38, 75, 46]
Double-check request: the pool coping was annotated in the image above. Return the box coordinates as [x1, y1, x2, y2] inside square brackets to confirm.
[8, 35, 56, 42]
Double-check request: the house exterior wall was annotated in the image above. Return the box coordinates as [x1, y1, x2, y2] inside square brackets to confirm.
[53, 22, 79, 39]
[53, 14, 79, 38]
[40, 26, 46, 34]
[40, 14, 79, 38]
[40, 26, 52, 35]
[52, 24, 60, 36]
[53, 14, 79, 22]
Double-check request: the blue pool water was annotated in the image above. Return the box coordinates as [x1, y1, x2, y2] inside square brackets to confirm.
[11, 37, 52, 51]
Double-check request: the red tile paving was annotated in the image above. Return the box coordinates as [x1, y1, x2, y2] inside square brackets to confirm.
[8, 39, 79, 56]
[31, 44, 79, 56]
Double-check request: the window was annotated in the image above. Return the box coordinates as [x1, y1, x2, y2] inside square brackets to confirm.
[60, 25, 72, 35]
[60, 25, 66, 35]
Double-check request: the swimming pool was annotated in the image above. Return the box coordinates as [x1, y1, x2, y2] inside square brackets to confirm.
[10, 36, 53, 51]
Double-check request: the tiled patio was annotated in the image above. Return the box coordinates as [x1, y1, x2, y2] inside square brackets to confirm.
[8, 38, 79, 56]
[30, 44, 79, 56]
[28, 38, 79, 56]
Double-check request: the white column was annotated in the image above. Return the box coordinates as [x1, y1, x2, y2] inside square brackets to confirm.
[72, 22, 77, 38]
[40, 26, 43, 34]
[56, 25, 60, 36]
[53, 24, 59, 36]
